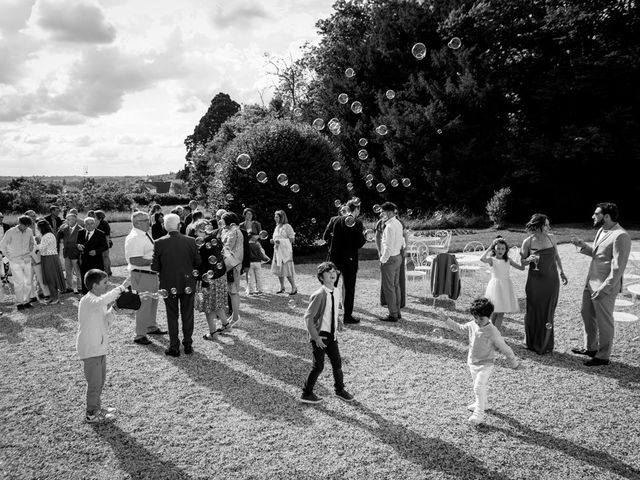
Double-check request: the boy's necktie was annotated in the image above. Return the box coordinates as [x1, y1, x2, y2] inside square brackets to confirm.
[330, 291, 335, 335]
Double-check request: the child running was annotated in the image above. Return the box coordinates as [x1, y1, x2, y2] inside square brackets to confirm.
[300, 261, 354, 404]
[76, 269, 130, 423]
[480, 237, 524, 330]
[438, 298, 521, 425]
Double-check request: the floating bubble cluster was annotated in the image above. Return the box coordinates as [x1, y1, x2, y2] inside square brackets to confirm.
[376, 183, 386, 193]
[358, 149, 369, 160]
[351, 101, 363, 114]
[345, 215, 356, 227]
[390, 179, 399, 187]
[259, 230, 269, 240]
[313, 118, 325, 130]
[386, 90, 395, 99]
[338, 93, 349, 104]
[332, 161, 342, 171]
[290, 183, 300, 193]
[256, 171, 268, 184]
[364, 229, 375, 242]
[195, 237, 205, 247]
[402, 178, 412, 187]
[448, 37, 462, 50]
[277, 174, 289, 186]
[412, 42, 426, 60]
[359, 138, 368, 147]
[236, 153, 251, 170]
[376, 125, 388, 135]
[345, 67, 355, 78]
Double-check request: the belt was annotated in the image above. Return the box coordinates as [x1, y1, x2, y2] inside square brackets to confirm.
[131, 269, 157, 275]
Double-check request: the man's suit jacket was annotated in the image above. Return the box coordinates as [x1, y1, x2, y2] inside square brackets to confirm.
[77, 228, 108, 271]
[57, 224, 83, 260]
[328, 216, 366, 268]
[581, 224, 631, 295]
[323, 215, 341, 247]
[44, 214, 63, 234]
[151, 231, 201, 293]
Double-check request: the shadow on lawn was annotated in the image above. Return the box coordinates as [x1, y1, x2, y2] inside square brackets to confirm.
[91, 422, 194, 480]
[24, 311, 72, 333]
[0, 315, 25, 343]
[485, 411, 640, 480]
[322, 403, 510, 480]
[146, 336, 312, 426]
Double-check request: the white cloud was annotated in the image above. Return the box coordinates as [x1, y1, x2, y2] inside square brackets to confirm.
[0, 0, 37, 34]
[23, 134, 50, 144]
[210, 2, 271, 29]
[33, 0, 117, 43]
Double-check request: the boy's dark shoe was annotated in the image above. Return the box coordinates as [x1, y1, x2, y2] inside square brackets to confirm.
[148, 328, 167, 335]
[300, 392, 323, 404]
[335, 389, 354, 402]
[29, 297, 37, 303]
[184, 346, 194, 354]
[164, 348, 180, 357]
[571, 347, 596, 357]
[65, 288, 74, 293]
[381, 315, 398, 322]
[134, 337, 152, 345]
[343, 316, 360, 324]
[16, 304, 24, 311]
[23, 302, 33, 309]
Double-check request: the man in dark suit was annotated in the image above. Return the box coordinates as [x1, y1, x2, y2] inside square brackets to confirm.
[44, 205, 63, 235]
[327, 200, 366, 324]
[76, 217, 108, 293]
[57, 212, 83, 293]
[152, 213, 201, 357]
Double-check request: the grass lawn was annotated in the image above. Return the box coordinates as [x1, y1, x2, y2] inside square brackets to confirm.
[2, 238, 640, 479]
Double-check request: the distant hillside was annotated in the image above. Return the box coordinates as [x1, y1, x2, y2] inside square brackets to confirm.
[0, 174, 177, 189]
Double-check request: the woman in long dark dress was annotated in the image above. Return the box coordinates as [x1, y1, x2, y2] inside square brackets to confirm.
[520, 214, 568, 354]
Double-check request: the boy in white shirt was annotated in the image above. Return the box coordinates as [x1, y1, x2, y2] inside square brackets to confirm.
[438, 297, 521, 425]
[300, 262, 353, 404]
[76, 269, 129, 423]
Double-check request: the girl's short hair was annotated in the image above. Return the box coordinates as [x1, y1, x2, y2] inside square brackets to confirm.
[316, 261, 337, 283]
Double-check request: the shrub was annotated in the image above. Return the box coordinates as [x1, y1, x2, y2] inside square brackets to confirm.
[486, 187, 512, 229]
[206, 118, 348, 248]
[0, 190, 15, 212]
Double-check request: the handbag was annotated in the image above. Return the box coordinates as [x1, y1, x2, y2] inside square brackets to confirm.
[115, 287, 141, 310]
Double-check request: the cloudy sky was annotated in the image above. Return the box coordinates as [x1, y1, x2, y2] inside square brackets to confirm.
[0, 0, 335, 177]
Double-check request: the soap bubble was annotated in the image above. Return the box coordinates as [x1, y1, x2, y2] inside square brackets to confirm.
[386, 90, 396, 99]
[157, 289, 168, 299]
[345, 215, 356, 227]
[412, 42, 427, 60]
[184, 287, 193, 295]
[365, 180, 373, 188]
[192, 270, 200, 277]
[448, 37, 462, 50]
[352, 196, 361, 207]
[334, 199, 342, 208]
[170, 287, 177, 295]
[351, 101, 363, 114]
[213, 179, 223, 189]
[406, 209, 413, 216]
[390, 179, 399, 187]
[290, 183, 300, 193]
[236, 153, 251, 170]
[373, 204, 381, 214]
[359, 138, 368, 147]
[450, 264, 459, 273]
[312, 118, 325, 130]
[311, 218, 317, 224]
[213, 162, 223, 173]
[332, 161, 342, 171]
[259, 230, 269, 240]
[216, 262, 224, 270]
[376, 183, 386, 193]
[358, 149, 368, 160]
[208, 255, 218, 265]
[346, 182, 354, 191]
[545, 323, 553, 330]
[204, 242, 212, 249]
[205, 225, 214, 234]
[226, 193, 234, 201]
[288, 299, 297, 308]
[287, 203, 293, 209]
[338, 93, 349, 104]
[364, 229, 375, 242]
[256, 171, 268, 184]
[194, 146, 205, 156]
[195, 237, 205, 247]
[437, 128, 443, 134]
[277, 173, 289, 186]
[293, 107, 303, 117]
[376, 125, 388, 136]
[206, 270, 215, 278]
[345, 67, 355, 78]
[402, 178, 412, 187]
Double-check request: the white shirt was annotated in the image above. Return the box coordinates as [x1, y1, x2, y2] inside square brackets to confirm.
[76, 286, 124, 360]
[0, 226, 34, 263]
[380, 216, 404, 263]
[124, 227, 155, 271]
[319, 285, 340, 333]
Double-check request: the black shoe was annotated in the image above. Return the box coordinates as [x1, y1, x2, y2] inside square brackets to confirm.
[134, 337, 152, 345]
[381, 315, 398, 322]
[148, 328, 167, 335]
[164, 348, 180, 357]
[23, 303, 33, 309]
[300, 392, 323, 404]
[335, 389, 355, 402]
[30, 297, 37, 303]
[398, 312, 402, 319]
[571, 348, 597, 357]
[584, 358, 610, 366]
[16, 304, 24, 311]
[184, 346, 194, 354]
[343, 316, 360, 324]
[65, 288, 74, 293]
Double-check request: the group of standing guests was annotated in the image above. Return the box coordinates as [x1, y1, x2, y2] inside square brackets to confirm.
[0, 206, 113, 310]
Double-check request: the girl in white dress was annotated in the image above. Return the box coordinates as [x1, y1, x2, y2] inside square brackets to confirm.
[480, 237, 524, 330]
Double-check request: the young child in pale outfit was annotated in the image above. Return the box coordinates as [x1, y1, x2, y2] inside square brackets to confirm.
[300, 262, 354, 404]
[480, 237, 524, 330]
[76, 269, 129, 423]
[438, 297, 521, 425]
[247, 241, 270, 295]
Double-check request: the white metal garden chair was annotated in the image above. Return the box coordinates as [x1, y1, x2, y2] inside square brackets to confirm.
[424, 230, 452, 254]
[405, 241, 431, 284]
[458, 241, 485, 274]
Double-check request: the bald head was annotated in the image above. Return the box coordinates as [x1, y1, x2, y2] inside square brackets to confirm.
[164, 213, 180, 232]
